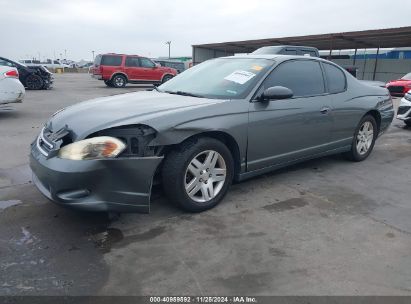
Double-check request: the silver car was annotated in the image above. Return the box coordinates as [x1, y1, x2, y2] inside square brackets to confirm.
[397, 92, 411, 127]
[30, 55, 394, 213]
[0, 66, 25, 106]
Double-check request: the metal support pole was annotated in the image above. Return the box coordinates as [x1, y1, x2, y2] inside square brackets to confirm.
[328, 36, 334, 60]
[165, 41, 171, 59]
[192, 47, 196, 66]
[372, 47, 380, 81]
[353, 48, 358, 66]
[362, 49, 367, 80]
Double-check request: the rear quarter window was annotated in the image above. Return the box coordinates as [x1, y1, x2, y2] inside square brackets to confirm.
[101, 55, 122, 66]
[323, 63, 346, 93]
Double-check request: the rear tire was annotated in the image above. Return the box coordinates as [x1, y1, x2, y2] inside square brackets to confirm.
[344, 115, 377, 162]
[111, 75, 127, 88]
[162, 137, 234, 212]
[25, 74, 44, 90]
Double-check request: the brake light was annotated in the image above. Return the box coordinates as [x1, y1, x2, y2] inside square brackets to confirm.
[4, 69, 19, 78]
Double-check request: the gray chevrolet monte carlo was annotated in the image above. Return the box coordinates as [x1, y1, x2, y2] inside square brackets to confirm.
[30, 55, 394, 213]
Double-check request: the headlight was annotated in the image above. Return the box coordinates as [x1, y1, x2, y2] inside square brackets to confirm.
[58, 136, 126, 160]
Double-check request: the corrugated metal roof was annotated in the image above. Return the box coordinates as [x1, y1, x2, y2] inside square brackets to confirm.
[193, 26, 411, 52]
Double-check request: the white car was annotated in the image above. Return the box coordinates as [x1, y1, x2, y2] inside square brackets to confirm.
[397, 92, 411, 127]
[0, 66, 25, 106]
[20, 59, 70, 70]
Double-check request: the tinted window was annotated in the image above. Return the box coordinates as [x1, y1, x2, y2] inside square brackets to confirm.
[323, 63, 346, 93]
[101, 55, 122, 66]
[125, 57, 140, 67]
[283, 49, 297, 55]
[262, 60, 325, 97]
[140, 58, 155, 68]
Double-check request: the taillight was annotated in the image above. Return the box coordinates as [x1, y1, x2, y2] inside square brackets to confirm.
[4, 69, 19, 78]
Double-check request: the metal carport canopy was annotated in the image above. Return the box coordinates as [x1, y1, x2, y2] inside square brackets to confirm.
[192, 26, 411, 53]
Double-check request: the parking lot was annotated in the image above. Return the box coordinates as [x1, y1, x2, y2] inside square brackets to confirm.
[1, 73, 411, 295]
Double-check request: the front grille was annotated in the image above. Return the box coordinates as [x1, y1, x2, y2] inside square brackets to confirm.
[397, 106, 411, 115]
[388, 86, 404, 94]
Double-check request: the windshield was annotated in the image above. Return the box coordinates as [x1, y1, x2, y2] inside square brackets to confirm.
[401, 73, 411, 80]
[158, 58, 273, 99]
[252, 46, 283, 55]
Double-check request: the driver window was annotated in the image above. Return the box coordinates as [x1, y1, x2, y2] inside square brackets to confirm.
[262, 60, 325, 97]
[140, 58, 155, 68]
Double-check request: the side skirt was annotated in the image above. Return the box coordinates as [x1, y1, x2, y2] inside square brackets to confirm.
[238, 145, 351, 182]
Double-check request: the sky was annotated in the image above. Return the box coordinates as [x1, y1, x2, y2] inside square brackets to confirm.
[1, 0, 411, 62]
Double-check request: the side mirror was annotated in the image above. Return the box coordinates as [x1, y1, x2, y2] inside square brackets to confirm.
[154, 63, 161, 68]
[260, 86, 293, 101]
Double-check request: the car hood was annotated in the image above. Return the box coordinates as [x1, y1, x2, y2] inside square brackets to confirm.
[46, 91, 225, 140]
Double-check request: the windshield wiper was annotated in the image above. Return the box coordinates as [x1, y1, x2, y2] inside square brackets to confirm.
[164, 90, 204, 98]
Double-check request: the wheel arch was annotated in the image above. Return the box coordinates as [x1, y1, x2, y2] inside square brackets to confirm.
[110, 72, 128, 82]
[163, 131, 242, 181]
[161, 73, 174, 82]
[364, 109, 381, 132]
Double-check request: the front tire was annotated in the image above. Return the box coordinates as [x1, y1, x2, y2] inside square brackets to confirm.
[345, 115, 377, 162]
[111, 75, 127, 88]
[25, 75, 44, 90]
[162, 137, 234, 212]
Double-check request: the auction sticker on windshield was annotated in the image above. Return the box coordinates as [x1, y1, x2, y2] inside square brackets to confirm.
[224, 70, 256, 84]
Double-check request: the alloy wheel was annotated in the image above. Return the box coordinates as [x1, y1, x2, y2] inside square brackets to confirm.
[356, 121, 374, 155]
[184, 150, 227, 203]
[114, 76, 124, 87]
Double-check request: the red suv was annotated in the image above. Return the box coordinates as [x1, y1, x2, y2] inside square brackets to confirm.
[90, 53, 177, 88]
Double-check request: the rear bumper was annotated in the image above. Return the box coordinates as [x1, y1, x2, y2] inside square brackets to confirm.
[30, 143, 163, 213]
[91, 74, 103, 80]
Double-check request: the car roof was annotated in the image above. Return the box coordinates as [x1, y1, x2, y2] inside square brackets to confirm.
[220, 54, 329, 62]
[257, 45, 318, 49]
[101, 53, 141, 57]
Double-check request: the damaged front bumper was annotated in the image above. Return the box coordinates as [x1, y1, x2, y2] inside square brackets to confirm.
[397, 95, 411, 123]
[30, 143, 163, 213]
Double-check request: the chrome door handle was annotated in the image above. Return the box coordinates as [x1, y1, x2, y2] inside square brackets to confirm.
[320, 107, 331, 114]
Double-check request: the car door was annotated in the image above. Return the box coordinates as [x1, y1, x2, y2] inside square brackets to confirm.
[124, 56, 141, 80]
[320, 62, 359, 148]
[247, 59, 334, 171]
[139, 57, 162, 81]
